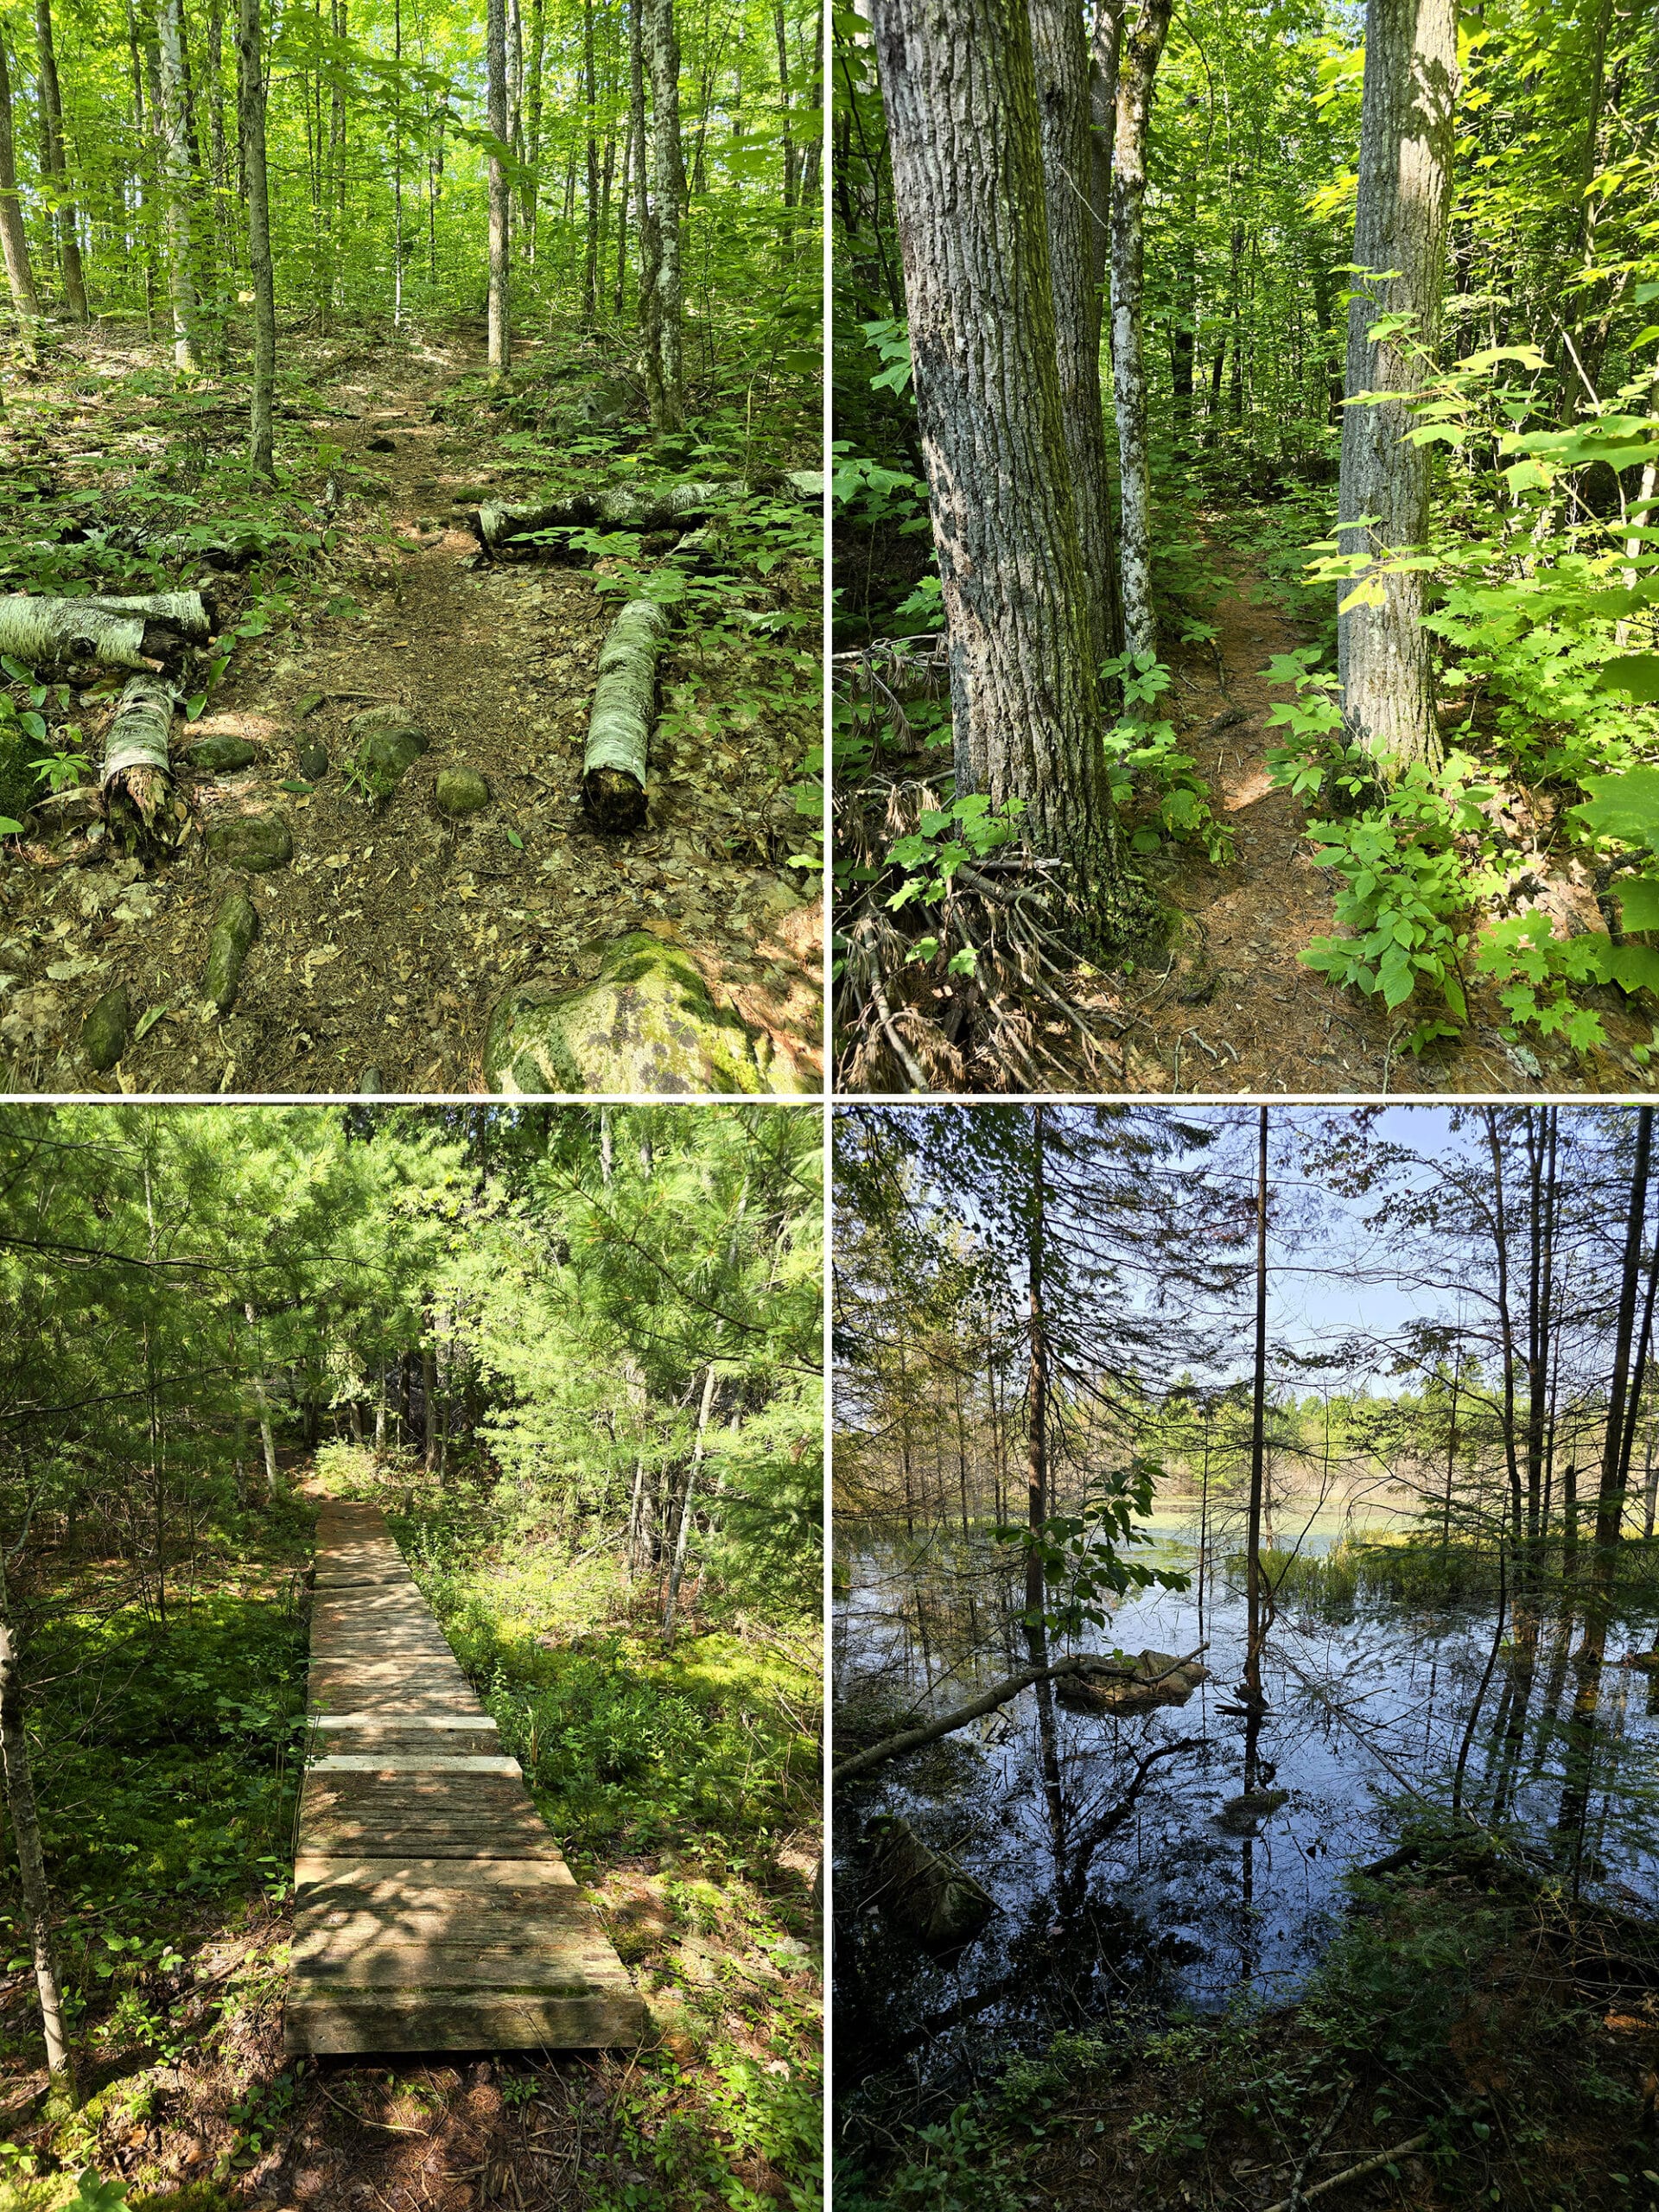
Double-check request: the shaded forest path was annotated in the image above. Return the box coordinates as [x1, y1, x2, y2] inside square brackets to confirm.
[0, 327, 821, 1093]
[1109, 522, 1659, 1096]
[291, 1495, 643, 2054]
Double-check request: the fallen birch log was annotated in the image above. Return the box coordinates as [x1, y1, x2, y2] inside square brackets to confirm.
[101, 676, 179, 841]
[582, 598, 671, 835]
[0, 592, 213, 671]
[470, 480, 734, 557]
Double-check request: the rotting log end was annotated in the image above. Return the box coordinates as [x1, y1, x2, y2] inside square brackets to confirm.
[582, 764, 648, 835]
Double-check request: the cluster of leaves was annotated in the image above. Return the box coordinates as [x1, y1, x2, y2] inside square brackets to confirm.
[1103, 651, 1234, 865]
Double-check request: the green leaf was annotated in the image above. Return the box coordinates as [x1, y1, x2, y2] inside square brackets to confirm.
[280, 780, 314, 794]
[19, 712, 45, 741]
[1618, 876, 1659, 932]
[1609, 943, 1659, 997]
[0, 656, 31, 684]
[1577, 768, 1659, 849]
[133, 1003, 168, 1041]
[183, 694, 207, 721]
[506, 827, 524, 849]
[1598, 654, 1659, 702]
[0, 817, 22, 836]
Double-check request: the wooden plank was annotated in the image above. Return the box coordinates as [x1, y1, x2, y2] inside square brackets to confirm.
[283, 1988, 648, 2055]
[295, 1854, 580, 1896]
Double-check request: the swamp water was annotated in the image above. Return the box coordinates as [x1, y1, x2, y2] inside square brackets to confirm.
[834, 1516, 1659, 2092]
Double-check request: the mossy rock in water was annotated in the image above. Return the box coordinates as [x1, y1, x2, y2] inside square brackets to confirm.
[353, 716, 429, 798]
[1214, 1789, 1289, 1836]
[435, 765, 490, 817]
[866, 1814, 995, 1953]
[81, 983, 129, 1071]
[1057, 1648, 1210, 1715]
[485, 932, 800, 1096]
[207, 811, 292, 872]
[182, 733, 257, 772]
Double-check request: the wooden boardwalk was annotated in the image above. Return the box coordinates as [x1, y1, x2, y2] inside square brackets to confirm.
[286, 1498, 645, 2055]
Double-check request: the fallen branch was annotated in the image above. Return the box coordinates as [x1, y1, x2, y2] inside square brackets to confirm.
[833, 1646, 1206, 1785]
[471, 481, 734, 557]
[1261, 2130, 1434, 2212]
[100, 676, 180, 844]
[0, 592, 213, 671]
[582, 599, 671, 834]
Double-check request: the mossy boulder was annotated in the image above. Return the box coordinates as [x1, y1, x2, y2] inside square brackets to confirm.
[297, 740, 330, 782]
[1214, 1789, 1290, 1836]
[352, 714, 429, 798]
[435, 765, 490, 817]
[1056, 1649, 1211, 1716]
[485, 932, 788, 1096]
[182, 733, 257, 772]
[866, 1815, 995, 1953]
[203, 888, 258, 1014]
[576, 376, 639, 427]
[207, 811, 292, 872]
[81, 983, 130, 1071]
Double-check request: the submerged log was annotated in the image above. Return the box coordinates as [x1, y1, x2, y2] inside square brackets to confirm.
[866, 1815, 995, 1953]
[0, 591, 213, 671]
[100, 676, 179, 842]
[583, 599, 671, 834]
[470, 480, 734, 557]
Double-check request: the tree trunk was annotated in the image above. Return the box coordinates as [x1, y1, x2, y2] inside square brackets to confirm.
[1588, 1107, 1656, 1630]
[870, 0, 1153, 957]
[1029, 0, 1121, 673]
[629, 0, 664, 423]
[1023, 1104, 1048, 1664]
[236, 0, 275, 476]
[156, 0, 200, 369]
[1244, 1106, 1268, 1712]
[423, 1342, 438, 1471]
[486, 0, 511, 376]
[1336, 0, 1458, 773]
[0, 591, 210, 671]
[583, 0, 601, 320]
[244, 1302, 278, 1501]
[0, 33, 41, 331]
[645, 0, 686, 429]
[1109, 0, 1173, 664]
[0, 1559, 74, 2106]
[662, 1364, 716, 1646]
[34, 0, 87, 320]
[522, 0, 544, 249]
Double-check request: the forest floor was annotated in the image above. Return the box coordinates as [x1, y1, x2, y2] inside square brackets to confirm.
[0, 1455, 823, 2211]
[0, 316, 822, 1095]
[1099, 521, 1658, 1096]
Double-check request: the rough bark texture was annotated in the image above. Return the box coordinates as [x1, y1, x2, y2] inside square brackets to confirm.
[156, 0, 199, 370]
[629, 0, 665, 424]
[645, 0, 686, 429]
[1336, 0, 1458, 772]
[871, 0, 1151, 953]
[0, 35, 40, 327]
[471, 480, 732, 554]
[1029, 0, 1120, 671]
[1110, 0, 1174, 664]
[0, 1567, 73, 2101]
[101, 673, 177, 831]
[0, 591, 211, 669]
[486, 0, 511, 374]
[583, 597, 670, 832]
[236, 0, 276, 477]
[34, 0, 87, 320]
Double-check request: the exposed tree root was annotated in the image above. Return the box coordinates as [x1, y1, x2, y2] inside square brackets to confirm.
[833, 641, 1115, 1090]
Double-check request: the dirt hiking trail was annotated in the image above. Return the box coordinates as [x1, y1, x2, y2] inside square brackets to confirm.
[1107, 530, 1659, 1096]
[0, 327, 822, 1095]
